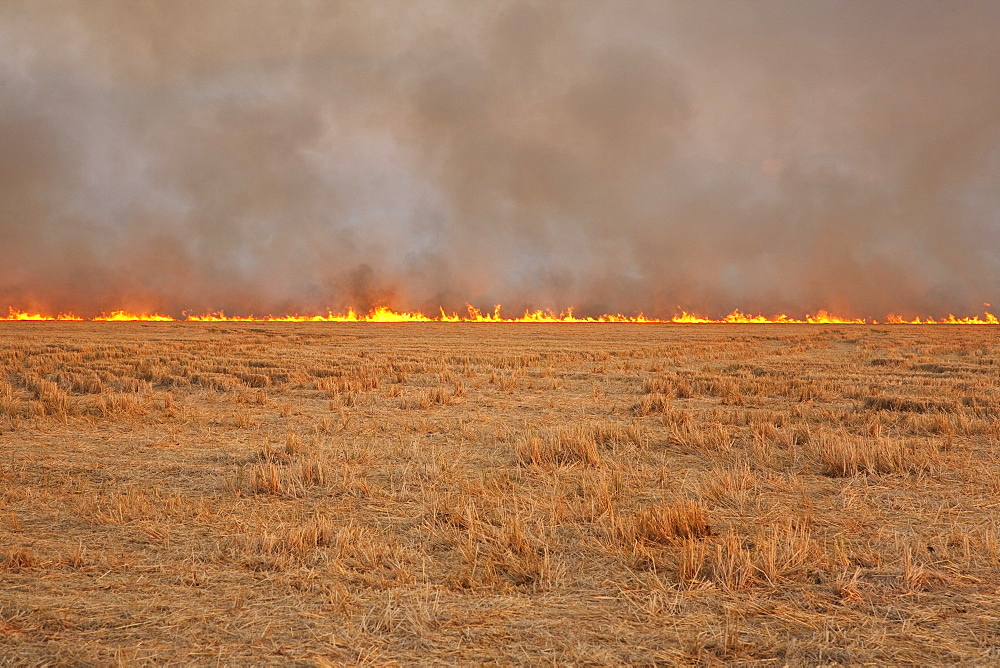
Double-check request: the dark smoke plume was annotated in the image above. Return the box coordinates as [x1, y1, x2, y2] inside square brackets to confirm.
[2, 0, 999, 318]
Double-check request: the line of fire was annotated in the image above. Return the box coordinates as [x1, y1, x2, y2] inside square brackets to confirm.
[2, 306, 998, 324]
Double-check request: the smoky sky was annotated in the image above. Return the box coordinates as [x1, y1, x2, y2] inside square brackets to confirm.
[2, 0, 999, 317]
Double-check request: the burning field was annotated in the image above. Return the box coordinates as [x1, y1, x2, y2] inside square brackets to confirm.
[3, 2, 1000, 661]
[2, 321, 999, 663]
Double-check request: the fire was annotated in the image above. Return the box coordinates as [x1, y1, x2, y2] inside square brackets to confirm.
[92, 310, 175, 322]
[672, 309, 866, 324]
[3, 308, 83, 321]
[185, 307, 435, 322]
[885, 313, 1000, 325]
[668, 311, 718, 324]
[2, 305, 998, 324]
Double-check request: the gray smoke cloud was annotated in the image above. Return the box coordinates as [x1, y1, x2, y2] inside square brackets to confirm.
[1, 0, 999, 317]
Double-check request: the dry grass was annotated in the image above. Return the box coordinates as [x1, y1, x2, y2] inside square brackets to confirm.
[630, 499, 713, 542]
[2, 322, 1000, 664]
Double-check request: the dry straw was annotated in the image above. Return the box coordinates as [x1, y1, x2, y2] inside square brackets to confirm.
[1, 322, 998, 664]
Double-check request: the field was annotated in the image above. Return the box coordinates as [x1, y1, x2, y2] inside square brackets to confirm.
[2, 322, 999, 664]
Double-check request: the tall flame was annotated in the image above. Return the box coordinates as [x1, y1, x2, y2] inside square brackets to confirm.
[2, 305, 998, 324]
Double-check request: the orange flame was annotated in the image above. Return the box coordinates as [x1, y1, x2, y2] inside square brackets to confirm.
[92, 310, 175, 322]
[185, 307, 435, 322]
[884, 312, 1000, 325]
[3, 308, 83, 321]
[2, 305, 998, 324]
[671, 309, 866, 324]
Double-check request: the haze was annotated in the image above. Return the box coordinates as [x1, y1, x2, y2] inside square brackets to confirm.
[2, 1, 998, 318]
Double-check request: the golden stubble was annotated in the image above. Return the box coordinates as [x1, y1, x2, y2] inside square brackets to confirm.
[1, 322, 999, 664]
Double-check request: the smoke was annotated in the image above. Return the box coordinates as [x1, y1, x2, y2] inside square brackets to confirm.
[1, 0, 999, 317]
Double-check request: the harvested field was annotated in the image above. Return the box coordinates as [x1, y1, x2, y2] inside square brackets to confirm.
[2, 323, 999, 664]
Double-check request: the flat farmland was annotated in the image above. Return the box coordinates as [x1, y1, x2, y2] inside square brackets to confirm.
[2, 323, 999, 664]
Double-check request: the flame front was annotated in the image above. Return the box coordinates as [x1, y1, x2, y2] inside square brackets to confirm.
[885, 313, 1000, 325]
[92, 310, 175, 322]
[2, 305, 999, 324]
[4, 308, 84, 321]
